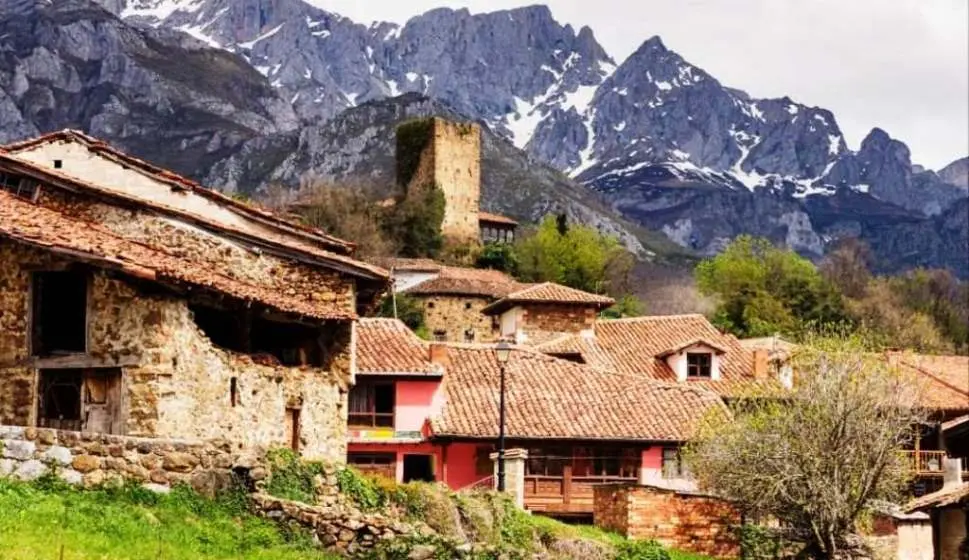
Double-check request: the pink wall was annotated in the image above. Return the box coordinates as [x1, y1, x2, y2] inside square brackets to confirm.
[641, 446, 663, 471]
[443, 442, 491, 490]
[395, 380, 443, 433]
[347, 442, 443, 482]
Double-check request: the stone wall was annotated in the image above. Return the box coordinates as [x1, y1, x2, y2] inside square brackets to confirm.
[519, 304, 596, 344]
[0, 242, 351, 463]
[0, 425, 252, 494]
[420, 295, 496, 343]
[38, 187, 357, 314]
[593, 484, 741, 559]
[405, 118, 481, 246]
[251, 493, 423, 554]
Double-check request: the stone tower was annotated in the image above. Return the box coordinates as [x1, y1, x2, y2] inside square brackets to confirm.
[397, 117, 481, 245]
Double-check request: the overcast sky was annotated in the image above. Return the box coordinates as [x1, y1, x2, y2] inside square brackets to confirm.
[312, 0, 968, 170]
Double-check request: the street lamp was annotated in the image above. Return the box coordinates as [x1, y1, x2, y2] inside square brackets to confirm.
[495, 341, 512, 491]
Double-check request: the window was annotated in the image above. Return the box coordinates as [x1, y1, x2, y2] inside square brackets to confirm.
[348, 381, 395, 428]
[286, 408, 301, 452]
[427, 301, 435, 309]
[464, 328, 475, 343]
[348, 452, 396, 479]
[686, 352, 712, 378]
[433, 330, 447, 342]
[53, 159, 63, 169]
[525, 446, 639, 479]
[38, 369, 83, 431]
[662, 447, 687, 478]
[464, 302, 473, 310]
[0, 170, 40, 201]
[32, 271, 87, 356]
[189, 303, 326, 366]
[230, 377, 239, 407]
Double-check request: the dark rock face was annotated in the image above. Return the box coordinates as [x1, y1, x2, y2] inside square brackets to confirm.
[5, 0, 967, 276]
[0, 0, 297, 180]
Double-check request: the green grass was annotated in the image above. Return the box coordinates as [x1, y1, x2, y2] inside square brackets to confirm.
[0, 477, 337, 560]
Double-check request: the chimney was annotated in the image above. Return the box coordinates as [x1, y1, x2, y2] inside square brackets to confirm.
[943, 457, 964, 490]
[752, 349, 770, 379]
[429, 343, 449, 368]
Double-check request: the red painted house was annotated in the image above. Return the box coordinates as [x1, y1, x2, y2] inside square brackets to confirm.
[351, 317, 753, 515]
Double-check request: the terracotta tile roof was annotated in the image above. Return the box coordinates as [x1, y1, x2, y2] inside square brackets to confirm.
[403, 266, 523, 298]
[0, 152, 388, 281]
[0, 190, 353, 320]
[896, 354, 969, 413]
[535, 314, 774, 397]
[481, 282, 615, 314]
[3, 130, 356, 254]
[478, 211, 518, 226]
[905, 483, 969, 512]
[369, 257, 443, 273]
[356, 318, 441, 376]
[430, 344, 728, 442]
[656, 338, 728, 358]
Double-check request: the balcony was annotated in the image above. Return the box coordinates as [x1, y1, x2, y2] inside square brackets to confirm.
[903, 450, 969, 477]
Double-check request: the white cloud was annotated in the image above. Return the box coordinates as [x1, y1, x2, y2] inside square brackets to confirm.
[309, 0, 968, 169]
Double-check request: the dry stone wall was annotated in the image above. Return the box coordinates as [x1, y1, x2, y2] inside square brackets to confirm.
[251, 493, 424, 554]
[0, 425, 254, 495]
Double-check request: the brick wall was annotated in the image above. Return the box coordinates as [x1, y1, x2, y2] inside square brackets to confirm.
[594, 484, 741, 558]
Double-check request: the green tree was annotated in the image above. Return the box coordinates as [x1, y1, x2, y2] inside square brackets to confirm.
[376, 294, 428, 338]
[695, 236, 848, 338]
[685, 336, 926, 558]
[514, 215, 630, 296]
[382, 183, 446, 259]
[475, 242, 519, 274]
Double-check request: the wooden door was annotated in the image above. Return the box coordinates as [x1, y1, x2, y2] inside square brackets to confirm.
[82, 369, 122, 434]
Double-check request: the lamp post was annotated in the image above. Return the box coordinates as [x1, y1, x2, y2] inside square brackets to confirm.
[495, 341, 511, 492]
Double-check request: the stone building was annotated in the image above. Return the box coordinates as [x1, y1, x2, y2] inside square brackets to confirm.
[401, 266, 518, 343]
[397, 117, 517, 246]
[0, 130, 389, 462]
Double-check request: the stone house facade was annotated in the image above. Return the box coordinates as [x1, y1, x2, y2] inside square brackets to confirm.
[0, 131, 389, 463]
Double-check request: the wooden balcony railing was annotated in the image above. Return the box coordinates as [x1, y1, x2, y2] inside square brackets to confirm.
[903, 450, 968, 476]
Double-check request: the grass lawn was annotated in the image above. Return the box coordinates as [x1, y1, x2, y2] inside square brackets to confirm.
[0, 478, 336, 560]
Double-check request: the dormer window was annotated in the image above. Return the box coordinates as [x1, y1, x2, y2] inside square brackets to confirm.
[686, 353, 712, 378]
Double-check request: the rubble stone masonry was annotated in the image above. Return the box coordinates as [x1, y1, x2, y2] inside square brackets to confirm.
[593, 484, 741, 558]
[0, 241, 352, 463]
[520, 304, 597, 343]
[0, 425, 250, 493]
[405, 118, 481, 245]
[421, 295, 496, 343]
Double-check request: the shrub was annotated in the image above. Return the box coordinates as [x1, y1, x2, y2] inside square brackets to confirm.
[614, 539, 672, 560]
[264, 448, 325, 503]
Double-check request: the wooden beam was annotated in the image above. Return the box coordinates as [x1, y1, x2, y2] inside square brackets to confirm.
[12, 354, 142, 370]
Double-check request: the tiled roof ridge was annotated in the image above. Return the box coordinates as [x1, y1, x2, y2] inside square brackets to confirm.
[900, 358, 969, 399]
[0, 152, 388, 281]
[0, 191, 353, 321]
[600, 313, 709, 324]
[2, 129, 355, 253]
